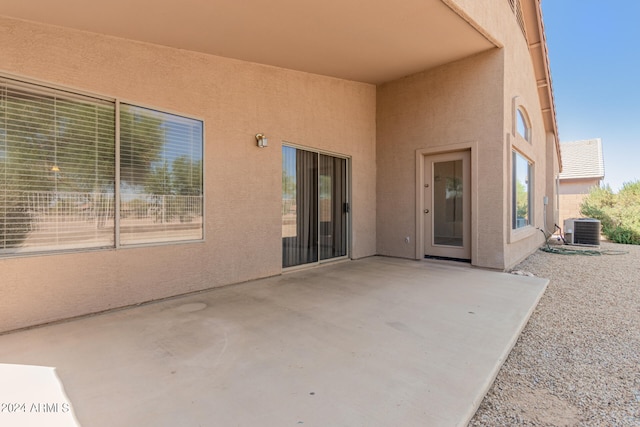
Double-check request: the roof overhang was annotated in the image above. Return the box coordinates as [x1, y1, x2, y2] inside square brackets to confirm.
[520, 0, 562, 171]
[0, 0, 497, 85]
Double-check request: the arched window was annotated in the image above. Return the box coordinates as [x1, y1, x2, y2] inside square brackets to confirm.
[516, 107, 531, 142]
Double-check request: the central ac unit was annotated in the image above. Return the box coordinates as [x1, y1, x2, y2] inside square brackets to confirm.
[564, 218, 601, 246]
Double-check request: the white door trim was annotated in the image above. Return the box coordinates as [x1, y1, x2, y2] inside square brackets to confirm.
[423, 151, 470, 259]
[415, 142, 479, 264]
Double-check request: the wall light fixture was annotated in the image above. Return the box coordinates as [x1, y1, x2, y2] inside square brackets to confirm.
[255, 133, 268, 148]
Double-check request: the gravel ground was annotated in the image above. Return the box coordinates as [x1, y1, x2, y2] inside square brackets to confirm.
[469, 240, 640, 427]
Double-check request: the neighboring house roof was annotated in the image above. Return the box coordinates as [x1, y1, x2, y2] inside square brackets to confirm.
[558, 139, 605, 180]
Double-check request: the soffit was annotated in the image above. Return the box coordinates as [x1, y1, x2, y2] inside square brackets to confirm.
[520, 0, 561, 169]
[0, 0, 495, 84]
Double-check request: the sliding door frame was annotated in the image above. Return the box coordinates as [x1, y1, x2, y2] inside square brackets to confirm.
[282, 142, 351, 270]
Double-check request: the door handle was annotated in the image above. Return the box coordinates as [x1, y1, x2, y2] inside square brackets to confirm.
[424, 209, 430, 214]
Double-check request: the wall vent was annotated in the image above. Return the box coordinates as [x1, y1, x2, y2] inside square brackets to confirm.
[507, 0, 527, 39]
[564, 218, 601, 246]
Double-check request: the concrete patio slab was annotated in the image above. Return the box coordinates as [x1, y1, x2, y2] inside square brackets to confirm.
[0, 256, 547, 427]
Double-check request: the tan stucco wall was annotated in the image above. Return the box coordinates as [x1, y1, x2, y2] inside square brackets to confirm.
[446, 1, 560, 268]
[376, 48, 506, 269]
[559, 178, 601, 226]
[0, 0, 561, 330]
[548, 133, 561, 229]
[446, 0, 507, 45]
[377, 0, 559, 270]
[559, 194, 588, 225]
[0, 17, 377, 332]
[559, 179, 600, 195]
[499, 3, 555, 269]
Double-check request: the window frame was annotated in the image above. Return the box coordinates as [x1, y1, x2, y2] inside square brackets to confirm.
[511, 149, 533, 230]
[116, 102, 205, 247]
[0, 74, 205, 257]
[281, 142, 351, 269]
[512, 96, 532, 144]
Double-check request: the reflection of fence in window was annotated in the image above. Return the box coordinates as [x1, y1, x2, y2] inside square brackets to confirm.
[6, 191, 203, 251]
[122, 194, 203, 224]
[282, 198, 297, 238]
[25, 191, 202, 228]
[0, 191, 117, 252]
[282, 198, 297, 214]
[25, 191, 115, 229]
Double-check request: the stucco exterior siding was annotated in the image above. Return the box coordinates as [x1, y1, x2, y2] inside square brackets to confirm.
[0, 0, 561, 332]
[559, 194, 589, 223]
[499, 0, 555, 269]
[559, 179, 600, 195]
[377, 0, 557, 270]
[445, 0, 510, 46]
[0, 17, 377, 333]
[558, 178, 600, 226]
[547, 133, 562, 230]
[376, 49, 505, 269]
[557, 139, 604, 229]
[437, 4, 558, 270]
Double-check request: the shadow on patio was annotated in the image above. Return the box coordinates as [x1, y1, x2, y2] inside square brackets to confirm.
[0, 256, 547, 427]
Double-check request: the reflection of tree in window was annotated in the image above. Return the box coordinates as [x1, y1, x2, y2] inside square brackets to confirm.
[282, 169, 296, 210]
[512, 151, 531, 229]
[445, 176, 462, 222]
[515, 179, 528, 221]
[282, 147, 347, 267]
[1, 86, 114, 249]
[319, 175, 332, 223]
[119, 105, 203, 228]
[434, 160, 463, 246]
[281, 146, 298, 239]
[1, 82, 203, 253]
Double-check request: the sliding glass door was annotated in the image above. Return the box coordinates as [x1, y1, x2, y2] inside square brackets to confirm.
[282, 146, 348, 268]
[282, 147, 318, 267]
[319, 155, 348, 261]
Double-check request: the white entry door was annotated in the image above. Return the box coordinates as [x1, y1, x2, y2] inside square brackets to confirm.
[423, 151, 471, 260]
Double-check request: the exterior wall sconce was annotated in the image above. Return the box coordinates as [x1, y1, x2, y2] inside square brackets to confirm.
[255, 133, 268, 148]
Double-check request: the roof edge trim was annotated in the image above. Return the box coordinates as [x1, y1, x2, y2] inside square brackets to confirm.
[441, 0, 503, 48]
[527, 0, 562, 171]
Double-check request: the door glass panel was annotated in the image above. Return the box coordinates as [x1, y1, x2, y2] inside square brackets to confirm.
[319, 155, 347, 260]
[282, 147, 318, 268]
[433, 160, 463, 247]
[282, 147, 348, 268]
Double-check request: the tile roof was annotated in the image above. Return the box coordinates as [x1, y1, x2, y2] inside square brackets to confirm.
[558, 138, 605, 180]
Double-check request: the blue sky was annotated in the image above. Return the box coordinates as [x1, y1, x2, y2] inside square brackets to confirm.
[541, 1, 640, 191]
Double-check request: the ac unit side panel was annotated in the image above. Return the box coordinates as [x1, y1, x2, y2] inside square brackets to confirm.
[563, 219, 576, 244]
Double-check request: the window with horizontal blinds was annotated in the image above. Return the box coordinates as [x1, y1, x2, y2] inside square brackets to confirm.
[0, 80, 115, 254]
[0, 77, 204, 256]
[119, 104, 203, 245]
